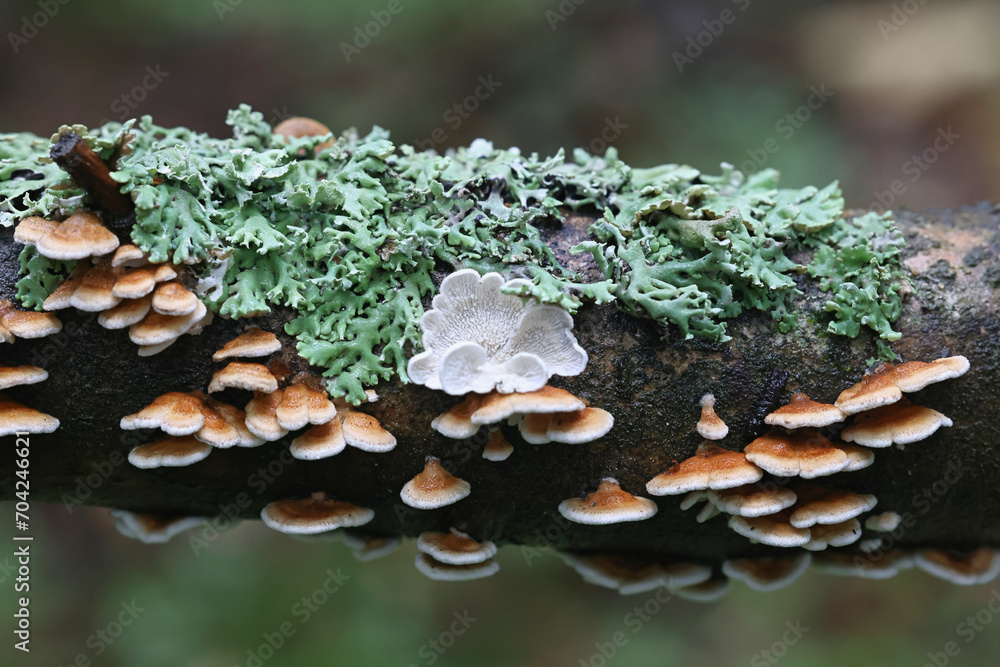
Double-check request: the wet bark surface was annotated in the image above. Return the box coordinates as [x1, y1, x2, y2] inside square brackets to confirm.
[2, 202, 998, 561]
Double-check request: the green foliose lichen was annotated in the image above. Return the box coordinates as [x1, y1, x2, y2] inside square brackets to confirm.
[1, 106, 907, 400]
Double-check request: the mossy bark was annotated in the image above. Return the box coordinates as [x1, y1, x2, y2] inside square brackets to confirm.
[2, 203, 998, 560]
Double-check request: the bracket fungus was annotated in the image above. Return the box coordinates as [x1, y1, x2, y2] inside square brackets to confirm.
[517, 407, 614, 444]
[840, 397, 952, 448]
[696, 393, 729, 440]
[121, 392, 206, 436]
[414, 553, 500, 582]
[416, 529, 498, 566]
[400, 456, 471, 509]
[208, 362, 280, 394]
[814, 549, 915, 580]
[744, 428, 873, 479]
[0, 365, 48, 391]
[482, 428, 514, 461]
[722, 554, 812, 592]
[558, 478, 658, 525]
[0, 392, 60, 435]
[24, 211, 119, 260]
[212, 327, 282, 361]
[406, 269, 588, 395]
[913, 548, 1000, 586]
[127, 435, 213, 469]
[646, 442, 763, 496]
[110, 510, 209, 544]
[706, 483, 798, 518]
[865, 511, 901, 532]
[727, 509, 812, 548]
[788, 483, 878, 528]
[260, 492, 374, 535]
[290, 419, 347, 460]
[0, 299, 62, 339]
[803, 519, 863, 551]
[559, 553, 712, 595]
[765, 392, 846, 429]
[834, 356, 969, 414]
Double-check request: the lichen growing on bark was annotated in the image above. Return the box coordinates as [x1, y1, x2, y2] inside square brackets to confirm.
[0, 106, 907, 401]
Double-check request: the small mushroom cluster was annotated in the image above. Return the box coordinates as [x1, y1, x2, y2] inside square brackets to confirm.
[16, 213, 210, 356]
[0, 301, 62, 436]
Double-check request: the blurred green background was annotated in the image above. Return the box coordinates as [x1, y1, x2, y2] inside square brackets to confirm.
[3, 0, 1000, 665]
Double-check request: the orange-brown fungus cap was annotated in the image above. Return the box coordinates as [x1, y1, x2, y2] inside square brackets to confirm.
[804, 519, 863, 551]
[208, 362, 279, 394]
[841, 397, 952, 447]
[416, 529, 498, 565]
[707, 483, 797, 517]
[244, 389, 289, 442]
[291, 419, 347, 460]
[470, 385, 586, 425]
[151, 282, 199, 316]
[765, 392, 846, 429]
[646, 442, 763, 496]
[400, 456, 471, 509]
[696, 393, 729, 440]
[788, 482, 877, 528]
[744, 428, 853, 479]
[120, 392, 205, 436]
[341, 411, 396, 452]
[835, 356, 969, 415]
[128, 435, 213, 468]
[545, 407, 615, 444]
[722, 554, 812, 591]
[727, 509, 811, 548]
[13, 216, 59, 244]
[110, 244, 147, 268]
[0, 392, 60, 435]
[35, 211, 119, 260]
[98, 296, 152, 330]
[212, 327, 282, 361]
[129, 301, 207, 346]
[482, 428, 514, 461]
[0, 365, 48, 391]
[273, 117, 335, 151]
[914, 547, 1000, 586]
[558, 478, 658, 525]
[275, 382, 337, 431]
[43, 264, 88, 311]
[0, 299, 62, 338]
[431, 394, 484, 439]
[260, 492, 374, 535]
[71, 261, 122, 312]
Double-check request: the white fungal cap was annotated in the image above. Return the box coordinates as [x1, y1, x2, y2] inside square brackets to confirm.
[208, 362, 279, 394]
[275, 382, 338, 431]
[914, 548, 1000, 586]
[865, 511, 901, 532]
[138, 339, 178, 357]
[727, 510, 811, 548]
[291, 420, 347, 460]
[128, 435, 213, 468]
[417, 529, 498, 565]
[707, 483, 798, 517]
[470, 385, 587, 425]
[680, 490, 709, 511]
[70, 261, 122, 312]
[98, 296, 153, 329]
[340, 532, 402, 562]
[765, 392, 846, 429]
[696, 502, 721, 523]
[212, 327, 282, 361]
[406, 269, 588, 395]
[744, 428, 853, 479]
[414, 553, 500, 581]
[814, 549, 915, 580]
[788, 483, 878, 528]
[260, 492, 374, 535]
[400, 456, 471, 509]
[431, 394, 483, 439]
[696, 393, 728, 440]
[341, 411, 397, 452]
[34, 211, 120, 259]
[120, 392, 205, 436]
[558, 478, 658, 525]
[674, 575, 731, 603]
[129, 300, 207, 346]
[722, 553, 812, 592]
[109, 509, 209, 544]
[13, 216, 59, 244]
[646, 442, 763, 496]
[482, 428, 514, 461]
[517, 407, 614, 444]
[0, 365, 48, 391]
[0, 393, 60, 435]
[840, 397, 952, 447]
[244, 390, 290, 442]
[151, 282, 199, 316]
[839, 443, 875, 472]
[803, 519, 863, 551]
[0, 300, 62, 338]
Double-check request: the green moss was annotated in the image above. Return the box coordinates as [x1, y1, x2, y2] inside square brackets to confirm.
[1, 106, 908, 399]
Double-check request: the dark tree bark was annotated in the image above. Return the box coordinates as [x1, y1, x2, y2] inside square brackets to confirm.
[2, 202, 999, 562]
